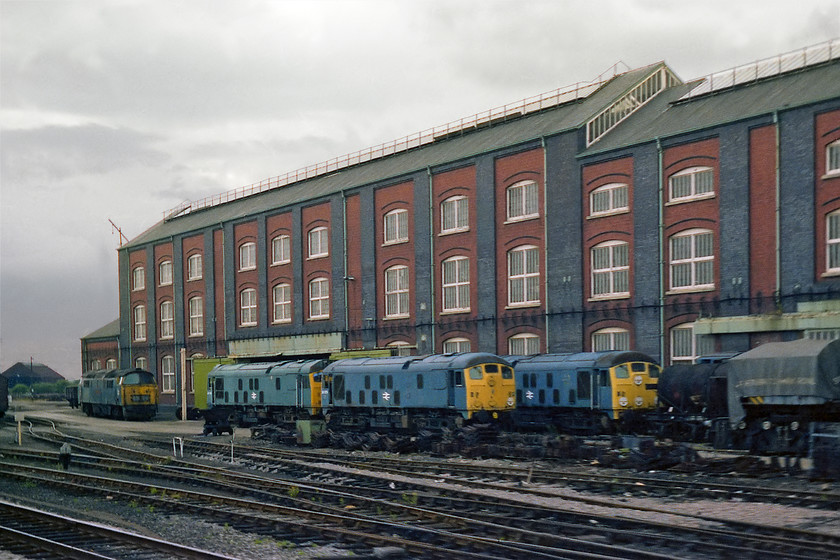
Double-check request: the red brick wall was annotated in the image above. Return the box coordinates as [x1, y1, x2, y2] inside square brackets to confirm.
[344, 194, 364, 347]
[749, 125, 778, 310]
[495, 148, 545, 353]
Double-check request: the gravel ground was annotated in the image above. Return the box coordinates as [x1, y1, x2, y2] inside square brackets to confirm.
[2, 400, 840, 559]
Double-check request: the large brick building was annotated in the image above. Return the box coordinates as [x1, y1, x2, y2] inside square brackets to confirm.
[83, 41, 840, 408]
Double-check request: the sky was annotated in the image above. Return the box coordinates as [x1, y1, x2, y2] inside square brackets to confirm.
[1, 0, 839, 380]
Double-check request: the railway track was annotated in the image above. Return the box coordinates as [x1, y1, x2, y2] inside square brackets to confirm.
[0, 499, 234, 560]
[2, 422, 838, 559]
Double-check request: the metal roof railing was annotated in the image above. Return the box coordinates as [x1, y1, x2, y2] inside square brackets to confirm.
[680, 38, 839, 100]
[163, 65, 626, 221]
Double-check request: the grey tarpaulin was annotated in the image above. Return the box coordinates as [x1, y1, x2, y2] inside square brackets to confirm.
[723, 338, 840, 427]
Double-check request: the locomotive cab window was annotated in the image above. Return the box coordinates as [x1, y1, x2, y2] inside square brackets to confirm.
[333, 375, 345, 400]
[452, 370, 463, 387]
[614, 365, 629, 379]
[485, 364, 498, 373]
[468, 366, 483, 380]
[275, 378, 281, 390]
[502, 366, 513, 379]
[577, 372, 591, 399]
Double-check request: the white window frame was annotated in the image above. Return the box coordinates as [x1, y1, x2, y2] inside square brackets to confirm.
[272, 283, 292, 324]
[589, 183, 629, 217]
[669, 229, 714, 291]
[188, 296, 203, 336]
[668, 166, 714, 203]
[239, 242, 256, 271]
[506, 180, 539, 222]
[591, 327, 630, 351]
[387, 341, 413, 356]
[828, 211, 840, 273]
[106, 358, 117, 370]
[827, 140, 840, 176]
[591, 240, 630, 298]
[384, 265, 410, 318]
[159, 260, 172, 286]
[132, 266, 145, 291]
[135, 356, 147, 370]
[442, 256, 470, 312]
[187, 254, 202, 281]
[240, 288, 257, 326]
[383, 209, 409, 245]
[308, 227, 329, 259]
[508, 333, 540, 355]
[133, 304, 146, 342]
[160, 300, 174, 339]
[309, 277, 330, 320]
[90, 359, 101, 372]
[161, 355, 175, 393]
[440, 195, 469, 234]
[670, 323, 713, 364]
[507, 245, 540, 306]
[443, 337, 471, 353]
[272, 235, 291, 265]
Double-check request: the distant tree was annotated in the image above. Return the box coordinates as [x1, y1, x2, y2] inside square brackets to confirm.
[31, 382, 62, 395]
[10, 383, 30, 396]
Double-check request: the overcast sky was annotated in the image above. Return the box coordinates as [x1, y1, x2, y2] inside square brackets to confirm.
[1, 0, 838, 380]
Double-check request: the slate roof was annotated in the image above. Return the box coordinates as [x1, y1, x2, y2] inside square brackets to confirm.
[81, 318, 120, 340]
[1, 362, 65, 385]
[123, 64, 664, 248]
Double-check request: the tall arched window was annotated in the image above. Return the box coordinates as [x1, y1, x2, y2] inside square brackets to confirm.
[272, 283, 292, 323]
[668, 166, 714, 202]
[383, 209, 409, 244]
[442, 256, 470, 312]
[827, 210, 840, 273]
[506, 180, 538, 221]
[309, 278, 330, 319]
[188, 296, 203, 336]
[669, 229, 714, 290]
[132, 266, 145, 291]
[239, 242, 256, 271]
[441, 195, 468, 233]
[308, 227, 329, 258]
[507, 245, 540, 306]
[160, 301, 174, 339]
[591, 240, 629, 298]
[240, 288, 257, 326]
[133, 304, 146, 341]
[272, 234, 291, 265]
[384, 265, 410, 318]
[161, 355, 175, 393]
[443, 337, 471, 353]
[187, 254, 202, 281]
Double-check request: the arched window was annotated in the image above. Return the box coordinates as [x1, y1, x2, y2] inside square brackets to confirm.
[384, 209, 409, 244]
[105, 358, 118, 370]
[133, 304, 146, 341]
[159, 260, 173, 286]
[507, 245, 540, 306]
[589, 183, 628, 216]
[668, 166, 714, 202]
[441, 195, 468, 233]
[135, 356, 148, 370]
[308, 227, 329, 258]
[240, 289, 257, 326]
[669, 229, 714, 290]
[442, 256, 470, 312]
[827, 139, 840, 175]
[591, 240, 629, 298]
[90, 359, 101, 371]
[670, 322, 712, 364]
[187, 254, 202, 281]
[384, 265, 410, 318]
[239, 242, 256, 271]
[443, 337, 471, 353]
[160, 301, 174, 339]
[309, 278, 330, 319]
[272, 283, 292, 323]
[387, 341, 413, 356]
[272, 235, 291, 265]
[132, 266, 145, 291]
[508, 333, 540, 355]
[506, 180, 539, 221]
[827, 210, 840, 273]
[161, 355, 176, 393]
[591, 327, 630, 351]
[189, 296, 203, 336]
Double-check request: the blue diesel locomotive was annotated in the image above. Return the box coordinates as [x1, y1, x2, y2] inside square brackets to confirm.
[80, 368, 158, 420]
[506, 351, 660, 433]
[321, 353, 516, 431]
[206, 359, 329, 428]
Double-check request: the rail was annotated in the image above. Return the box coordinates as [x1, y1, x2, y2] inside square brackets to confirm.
[680, 38, 839, 100]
